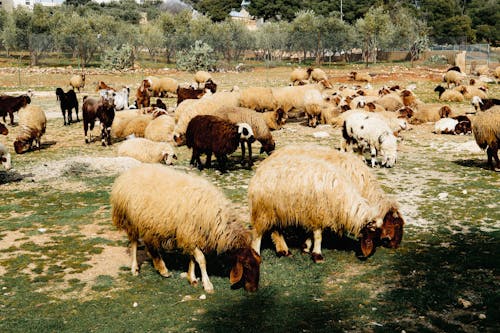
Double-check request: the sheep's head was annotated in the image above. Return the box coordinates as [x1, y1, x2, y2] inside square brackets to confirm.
[14, 139, 30, 154]
[172, 131, 185, 146]
[230, 247, 261, 292]
[1, 152, 11, 170]
[161, 149, 177, 165]
[471, 96, 483, 111]
[438, 105, 452, 118]
[359, 209, 404, 257]
[0, 123, 8, 136]
[379, 132, 398, 168]
[237, 123, 255, 143]
[260, 139, 275, 155]
[455, 121, 471, 135]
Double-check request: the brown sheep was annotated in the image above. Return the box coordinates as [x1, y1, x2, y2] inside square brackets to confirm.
[0, 94, 31, 125]
[82, 96, 115, 146]
[135, 79, 151, 109]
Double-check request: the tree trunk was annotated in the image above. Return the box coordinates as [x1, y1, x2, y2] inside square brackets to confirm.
[315, 31, 322, 65]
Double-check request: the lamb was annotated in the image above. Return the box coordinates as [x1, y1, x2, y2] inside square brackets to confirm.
[111, 164, 261, 293]
[82, 96, 115, 146]
[13, 105, 47, 154]
[442, 70, 464, 88]
[239, 87, 278, 112]
[309, 68, 328, 82]
[0, 143, 12, 170]
[69, 74, 85, 92]
[471, 96, 500, 112]
[211, 106, 276, 155]
[350, 71, 372, 82]
[290, 67, 311, 85]
[472, 106, 500, 171]
[0, 122, 8, 135]
[194, 70, 212, 87]
[144, 114, 175, 142]
[342, 111, 398, 167]
[148, 76, 179, 97]
[135, 79, 151, 109]
[433, 118, 459, 134]
[186, 115, 255, 173]
[55, 88, 79, 125]
[248, 149, 404, 262]
[117, 138, 176, 164]
[434, 85, 465, 102]
[0, 94, 31, 125]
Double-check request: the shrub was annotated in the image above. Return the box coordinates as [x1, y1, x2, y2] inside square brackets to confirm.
[176, 40, 217, 72]
[101, 44, 134, 70]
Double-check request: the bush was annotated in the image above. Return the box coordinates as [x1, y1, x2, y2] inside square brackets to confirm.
[101, 44, 134, 70]
[176, 40, 217, 72]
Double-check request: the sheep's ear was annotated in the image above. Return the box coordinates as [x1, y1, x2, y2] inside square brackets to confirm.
[230, 261, 243, 285]
[360, 230, 375, 257]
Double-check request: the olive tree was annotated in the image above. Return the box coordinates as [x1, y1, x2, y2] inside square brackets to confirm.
[254, 21, 291, 61]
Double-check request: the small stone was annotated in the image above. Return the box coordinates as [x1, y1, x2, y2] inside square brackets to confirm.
[199, 294, 206, 300]
[133, 302, 138, 307]
[478, 314, 486, 320]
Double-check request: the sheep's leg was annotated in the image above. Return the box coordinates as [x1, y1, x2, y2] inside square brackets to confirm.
[62, 109, 67, 126]
[8, 111, 14, 125]
[311, 228, 324, 263]
[247, 141, 253, 167]
[240, 141, 246, 166]
[193, 247, 214, 293]
[217, 154, 227, 173]
[251, 229, 263, 255]
[187, 258, 198, 286]
[100, 124, 106, 146]
[205, 152, 212, 168]
[271, 231, 291, 257]
[370, 146, 378, 167]
[130, 240, 139, 276]
[302, 238, 313, 254]
[144, 241, 171, 278]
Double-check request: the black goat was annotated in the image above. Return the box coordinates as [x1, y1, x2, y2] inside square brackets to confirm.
[56, 88, 79, 125]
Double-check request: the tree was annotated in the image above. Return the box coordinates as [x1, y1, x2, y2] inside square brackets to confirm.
[248, 0, 302, 21]
[321, 16, 357, 62]
[289, 10, 322, 63]
[1, 15, 17, 57]
[466, 0, 500, 45]
[140, 23, 165, 62]
[254, 21, 291, 61]
[195, 0, 240, 22]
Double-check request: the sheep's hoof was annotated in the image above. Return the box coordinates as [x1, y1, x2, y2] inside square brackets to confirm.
[277, 250, 292, 257]
[159, 270, 171, 278]
[312, 253, 324, 263]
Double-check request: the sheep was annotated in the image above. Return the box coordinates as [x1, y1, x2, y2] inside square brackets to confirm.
[96, 81, 115, 92]
[342, 111, 398, 168]
[82, 96, 115, 146]
[410, 102, 451, 124]
[304, 89, 327, 127]
[400, 89, 417, 107]
[69, 74, 85, 92]
[13, 105, 47, 154]
[136, 79, 151, 109]
[494, 66, 500, 79]
[471, 96, 500, 112]
[290, 67, 311, 85]
[271, 80, 333, 115]
[194, 70, 212, 87]
[262, 109, 288, 131]
[176, 86, 210, 106]
[472, 106, 500, 171]
[350, 71, 372, 82]
[144, 114, 175, 142]
[151, 98, 167, 110]
[211, 106, 276, 156]
[55, 88, 79, 126]
[186, 115, 255, 173]
[113, 87, 130, 111]
[0, 122, 8, 135]
[148, 76, 179, 97]
[433, 118, 459, 134]
[239, 87, 278, 112]
[117, 138, 176, 164]
[248, 149, 404, 262]
[0, 143, 12, 170]
[375, 93, 404, 112]
[121, 115, 153, 138]
[0, 94, 31, 125]
[454, 85, 488, 100]
[434, 85, 465, 102]
[111, 164, 261, 293]
[442, 70, 464, 88]
[310, 68, 328, 82]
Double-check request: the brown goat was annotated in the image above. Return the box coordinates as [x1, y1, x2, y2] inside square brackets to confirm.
[96, 81, 115, 92]
[136, 79, 151, 109]
[176, 87, 207, 106]
[82, 96, 115, 146]
[0, 94, 31, 125]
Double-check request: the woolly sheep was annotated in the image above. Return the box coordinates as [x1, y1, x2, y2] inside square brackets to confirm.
[186, 115, 255, 173]
[262, 109, 288, 131]
[0, 143, 12, 170]
[69, 74, 85, 92]
[375, 93, 404, 112]
[434, 86, 465, 102]
[239, 87, 278, 112]
[248, 149, 404, 262]
[442, 70, 465, 88]
[13, 105, 47, 154]
[472, 106, 500, 171]
[310, 68, 328, 82]
[212, 106, 276, 155]
[194, 70, 212, 87]
[410, 102, 451, 124]
[350, 71, 372, 82]
[121, 114, 153, 138]
[342, 111, 398, 168]
[148, 76, 179, 97]
[454, 85, 488, 100]
[111, 164, 261, 293]
[117, 138, 176, 164]
[290, 67, 311, 85]
[494, 66, 500, 79]
[144, 114, 175, 142]
[271, 80, 332, 115]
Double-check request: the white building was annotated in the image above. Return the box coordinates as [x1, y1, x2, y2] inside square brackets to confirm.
[1, 0, 62, 11]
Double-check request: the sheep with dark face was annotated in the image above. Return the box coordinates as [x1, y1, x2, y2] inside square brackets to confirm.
[82, 96, 115, 146]
[0, 143, 12, 170]
[0, 122, 8, 135]
[186, 115, 255, 173]
[472, 106, 500, 171]
[55, 88, 79, 125]
[471, 96, 500, 112]
[0, 94, 31, 125]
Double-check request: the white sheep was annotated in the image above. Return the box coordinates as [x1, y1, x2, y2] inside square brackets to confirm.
[194, 70, 212, 87]
[271, 80, 332, 115]
[144, 114, 175, 142]
[239, 87, 278, 112]
[442, 70, 465, 88]
[342, 111, 398, 167]
[13, 105, 47, 154]
[113, 87, 130, 111]
[433, 118, 459, 134]
[434, 86, 464, 102]
[410, 103, 451, 124]
[0, 143, 12, 170]
[454, 85, 488, 100]
[290, 67, 311, 85]
[375, 93, 404, 112]
[148, 76, 179, 97]
[117, 137, 176, 164]
[111, 164, 261, 293]
[262, 109, 288, 130]
[249, 151, 403, 262]
[350, 71, 372, 82]
[309, 68, 328, 82]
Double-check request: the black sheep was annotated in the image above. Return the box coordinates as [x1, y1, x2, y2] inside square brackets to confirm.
[55, 87, 79, 125]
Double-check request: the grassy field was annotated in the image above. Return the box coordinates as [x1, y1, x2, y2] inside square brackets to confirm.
[0, 64, 499, 333]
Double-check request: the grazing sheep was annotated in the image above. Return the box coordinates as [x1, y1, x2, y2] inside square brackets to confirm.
[454, 85, 488, 100]
[0, 122, 8, 135]
[82, 96, 115, 146]
[13, 105, 47, 154]
[144, 114, 175, 142]
[290, 67, 311, 85]
[262, 109, 287, 131]
[0, 143, 12, 170]
[442, 70, 464, 88]
[69, 74, 85, 92]
[471, 96, 500, 112]
[472, 106, 500, 171]
[136, 79, 151, 109]
[310, 68, 328, 82]
[212, 106, 276, 156]
[434, 86, 465, 102]
[271, 80, 333, 115]
[239, 87, 278, 112]
[148, 76, 179, 97]
[111, 164, 261, 293]
[0, 94, 31, 125]
[194, 70, 212, 87]
[342, 111, 398, 167]
[304, 89, 328, 127]
[186, 115, 255, 173]
[249, 149, 404, 262]
[350, 71, 372, 82]
[55, 88, 79, 126]
[117, 138, 176, 164]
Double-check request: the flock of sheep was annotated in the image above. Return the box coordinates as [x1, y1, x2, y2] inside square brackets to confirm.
[0, 64, 499, 293]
